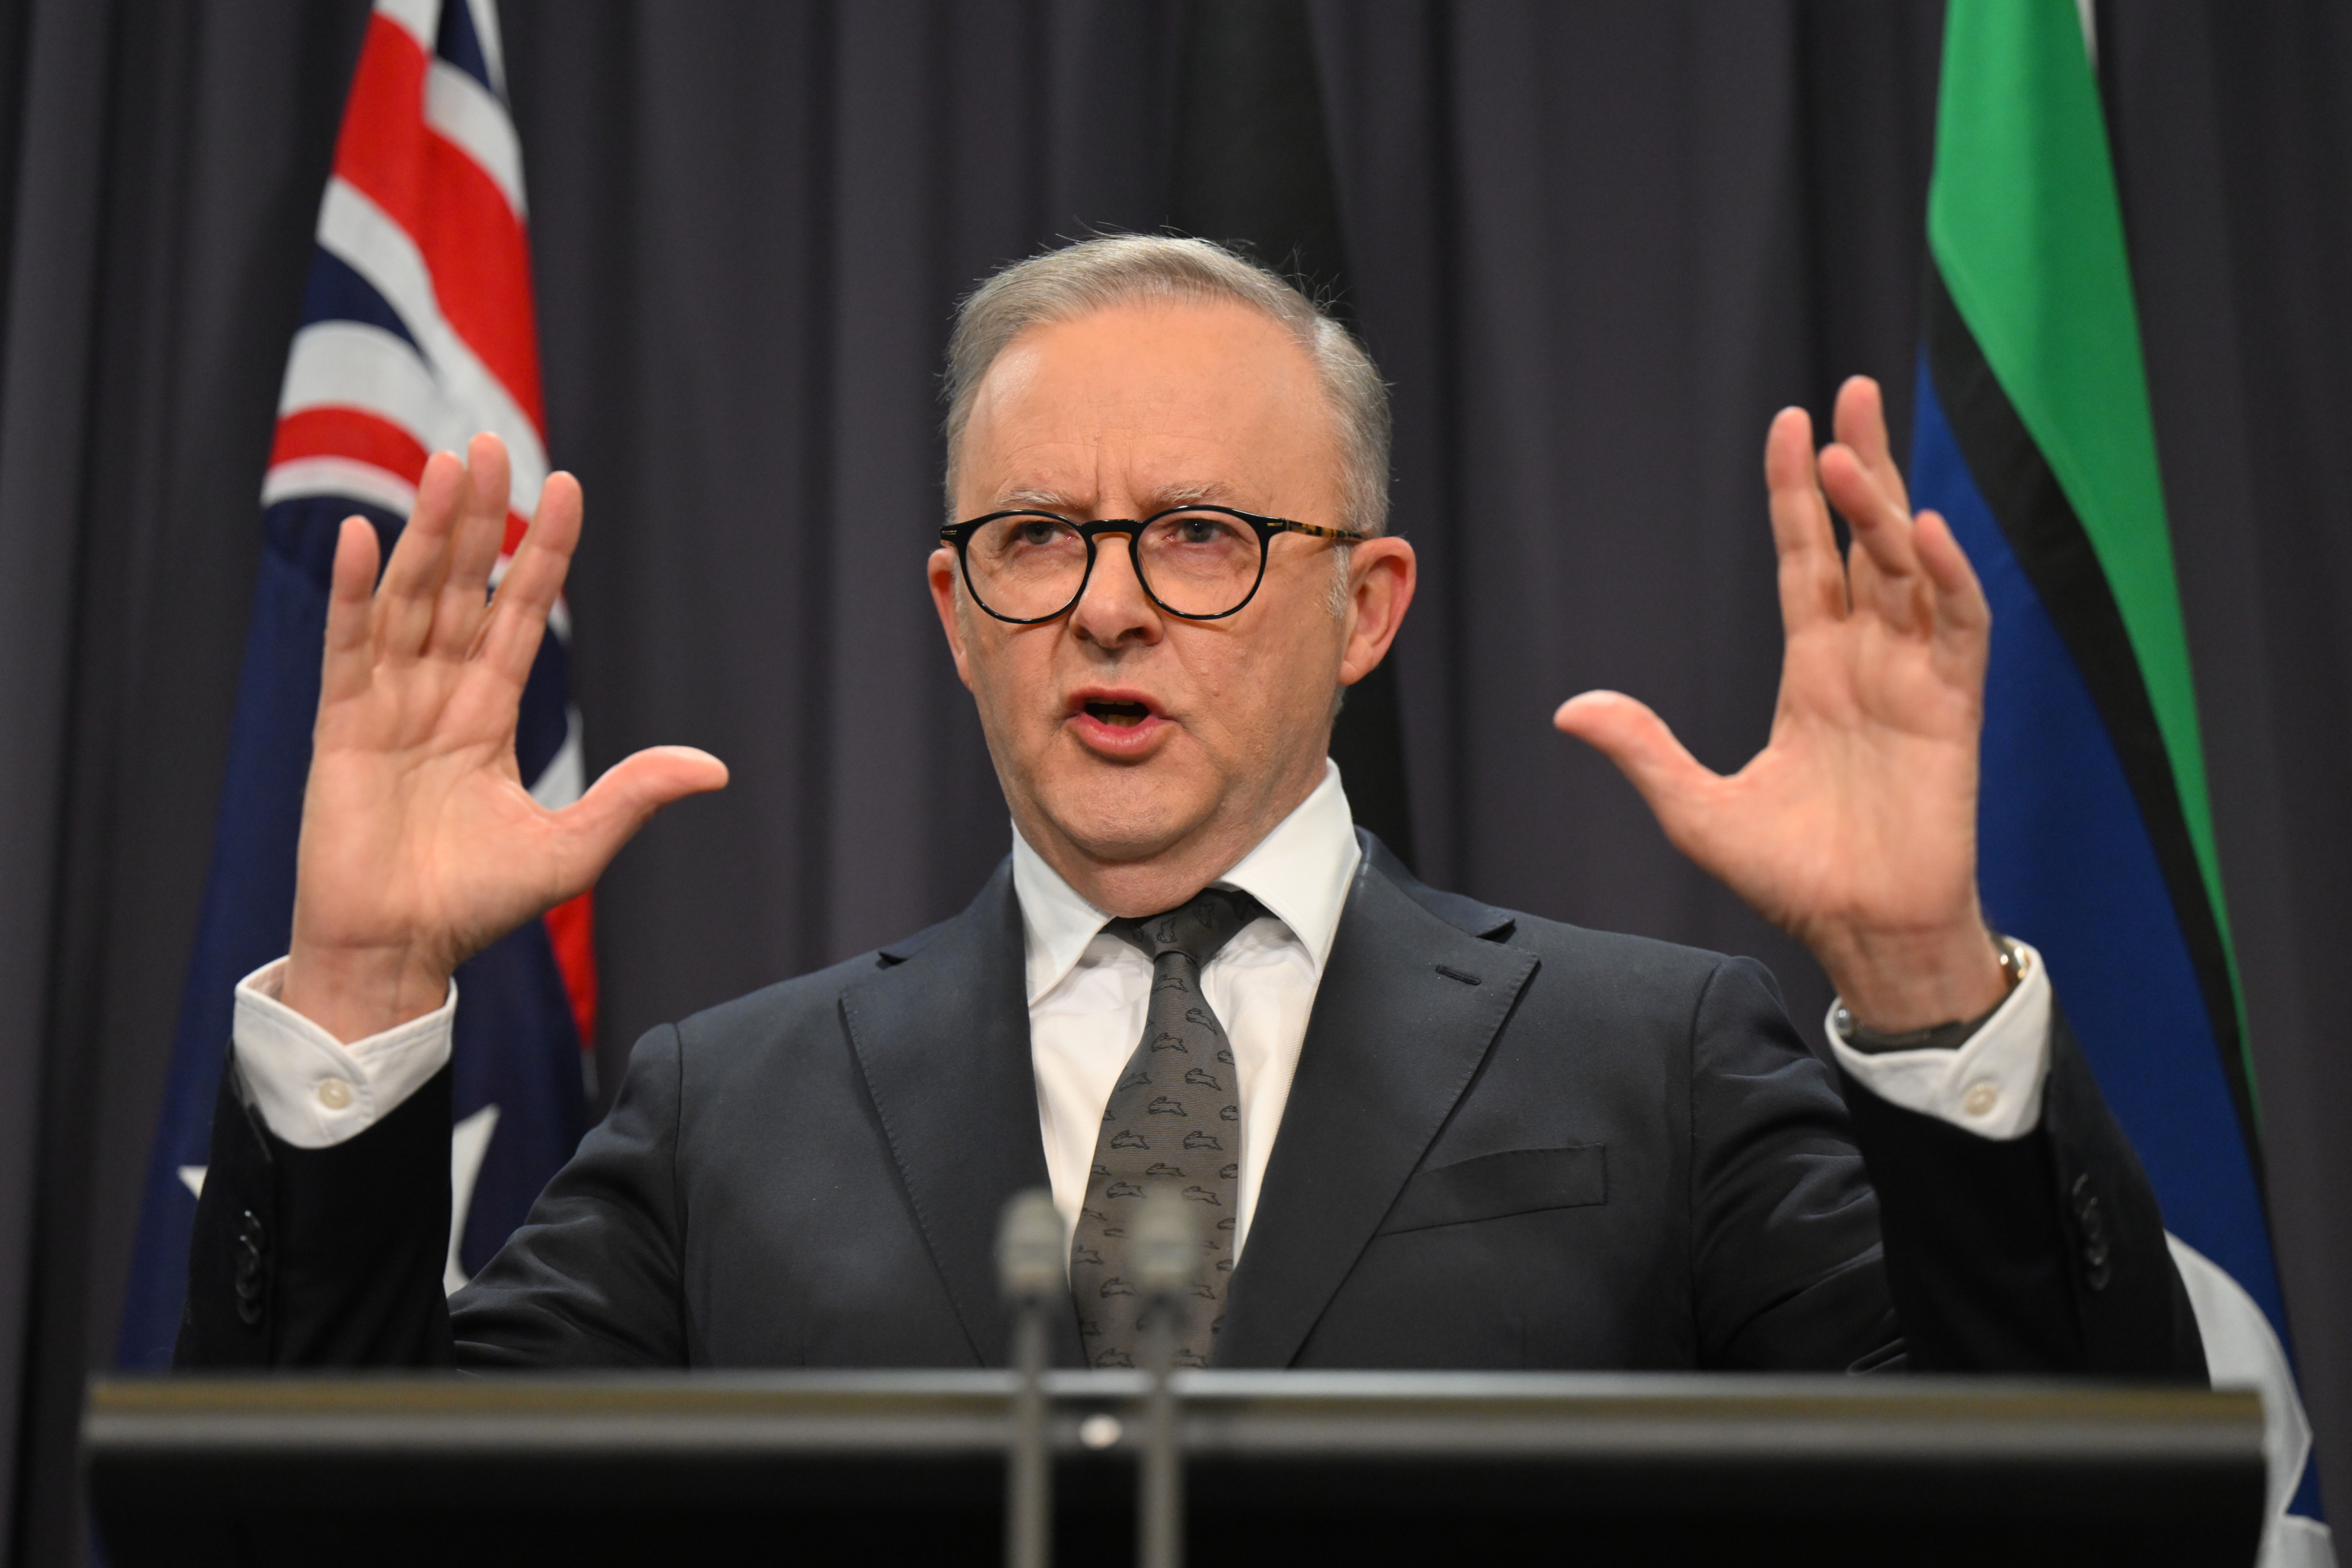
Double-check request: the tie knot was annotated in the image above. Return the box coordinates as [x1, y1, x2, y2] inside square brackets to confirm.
[1104, 886, 1265, 968]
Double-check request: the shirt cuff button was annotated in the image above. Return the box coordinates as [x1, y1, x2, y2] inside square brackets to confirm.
[316, 1076, 353, 1111]
[1961, 1080, 2000, 1118]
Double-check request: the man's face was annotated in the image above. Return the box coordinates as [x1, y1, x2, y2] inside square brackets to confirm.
[929, 298, 1413, 913]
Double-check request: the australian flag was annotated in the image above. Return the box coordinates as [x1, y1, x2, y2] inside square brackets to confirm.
[118, 0, 593, 1366]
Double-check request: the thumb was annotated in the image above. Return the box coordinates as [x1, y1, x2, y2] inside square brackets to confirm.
[1552, 691, 1718, 841]
[548, 745, 730, 887]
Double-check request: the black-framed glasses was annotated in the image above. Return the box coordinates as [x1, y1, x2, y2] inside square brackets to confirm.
[939, 506, 1365, 624]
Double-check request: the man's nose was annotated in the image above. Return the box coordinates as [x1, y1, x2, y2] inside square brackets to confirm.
[1068, 530, 1161, 646]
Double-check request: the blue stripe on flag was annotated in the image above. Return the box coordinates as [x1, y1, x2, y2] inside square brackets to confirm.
[1910, 358, 2288, 1333]
[299, 246, 418, 348]
[1914, 357, 2323, 1519]
[436, 1, 499, 97]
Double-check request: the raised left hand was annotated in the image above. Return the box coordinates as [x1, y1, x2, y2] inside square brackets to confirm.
[1554, 376, 2007, 1032]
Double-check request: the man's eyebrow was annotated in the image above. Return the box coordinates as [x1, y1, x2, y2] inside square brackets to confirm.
[997, 485, 1079, 511]
[1155, 480, 1239, 508]
[990, 480, 1241, 514]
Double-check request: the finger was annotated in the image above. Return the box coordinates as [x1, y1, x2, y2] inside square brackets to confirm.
[1763, 406, 1847, 630]
[1552, 691, 1721, 854]
[1913, 508, 1991, 635]
[429, 434, 514, 659]
[1832, 375, 1910, 516]
[545, 746, 731, 893]
[1818, 442, 1929, 634]
[480, 470, 584, 684]
[320, 516, 382, 706]
[374, 451, 469, 659]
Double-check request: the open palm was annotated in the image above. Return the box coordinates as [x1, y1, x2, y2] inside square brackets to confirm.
[1555, 377, 2006, 1030]
[282, 435, 726, 1042]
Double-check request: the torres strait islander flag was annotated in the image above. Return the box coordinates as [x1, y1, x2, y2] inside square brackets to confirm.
[117, 0, 592, 1365]
[1910, 2, 2326, 1552]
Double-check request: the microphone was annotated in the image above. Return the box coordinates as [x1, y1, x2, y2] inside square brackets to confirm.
[996, 1189, 1063, 1568]
[1133, 1188, 1200, 1568]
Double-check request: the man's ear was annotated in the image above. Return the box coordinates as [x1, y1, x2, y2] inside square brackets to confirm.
[1337, 536, 1416, 686]
[927, 546, 978, 692]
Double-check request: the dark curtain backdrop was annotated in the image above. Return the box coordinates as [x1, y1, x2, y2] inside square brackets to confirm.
[0, 2, 2343, 1559]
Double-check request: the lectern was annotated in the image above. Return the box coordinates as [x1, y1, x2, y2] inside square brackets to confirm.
[84, 1372, 2262, 1567]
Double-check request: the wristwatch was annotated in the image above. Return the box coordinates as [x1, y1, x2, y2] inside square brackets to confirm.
[1831, 933, 2030, 1055]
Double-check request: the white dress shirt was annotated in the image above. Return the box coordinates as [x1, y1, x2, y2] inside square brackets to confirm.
[231, 760, 2056, 1251]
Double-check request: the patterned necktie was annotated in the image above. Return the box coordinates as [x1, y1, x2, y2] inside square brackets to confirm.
[1069, 886, 1265, 1370]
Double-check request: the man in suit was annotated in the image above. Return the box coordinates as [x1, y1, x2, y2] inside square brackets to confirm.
[182, 236, 2199, 1378]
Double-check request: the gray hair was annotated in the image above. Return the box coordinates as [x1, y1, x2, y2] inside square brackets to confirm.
[941, 234, 1392, 537]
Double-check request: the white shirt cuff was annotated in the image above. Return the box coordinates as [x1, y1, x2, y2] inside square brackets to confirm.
[1825, 940, 2052, 1141]
[231, 957, 457, 1149]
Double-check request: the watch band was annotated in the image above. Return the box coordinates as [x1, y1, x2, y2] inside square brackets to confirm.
[1832, 933, 2030, 1055]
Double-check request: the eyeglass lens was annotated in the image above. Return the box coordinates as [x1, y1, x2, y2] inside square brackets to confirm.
[963, 513, 1263, 620]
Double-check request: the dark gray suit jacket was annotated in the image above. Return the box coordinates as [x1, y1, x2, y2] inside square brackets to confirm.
[180, 835, 2204, 1379]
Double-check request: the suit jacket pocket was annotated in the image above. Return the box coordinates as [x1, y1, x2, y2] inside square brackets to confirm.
[1374, 1145, 1608, 1236]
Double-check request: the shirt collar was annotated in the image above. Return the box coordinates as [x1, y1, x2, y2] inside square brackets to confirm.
[1010, 759, 1361, 1004]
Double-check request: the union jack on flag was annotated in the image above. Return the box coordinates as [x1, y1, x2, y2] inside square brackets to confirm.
[118, 0, 592, 1365]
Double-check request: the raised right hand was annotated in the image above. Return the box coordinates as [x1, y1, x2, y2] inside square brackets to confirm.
[280, 434, 728, 1043]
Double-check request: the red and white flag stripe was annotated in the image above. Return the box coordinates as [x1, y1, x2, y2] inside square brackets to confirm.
[266, 0, 594, 1045]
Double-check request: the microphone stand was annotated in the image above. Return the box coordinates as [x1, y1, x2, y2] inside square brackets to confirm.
[996, 1190, 1064, 1568]
[1133, 1190, 1200, 1568]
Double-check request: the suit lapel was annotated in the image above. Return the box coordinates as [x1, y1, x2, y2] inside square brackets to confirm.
[840, 862, 1080, 1368]
[1213, 855, 1538, 1368]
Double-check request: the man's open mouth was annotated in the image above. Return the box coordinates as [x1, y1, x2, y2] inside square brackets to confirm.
[1083, 699, 1153, 728]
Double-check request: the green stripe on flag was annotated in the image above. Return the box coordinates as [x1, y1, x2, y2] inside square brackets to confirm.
[1925, 0, 2251, 1107]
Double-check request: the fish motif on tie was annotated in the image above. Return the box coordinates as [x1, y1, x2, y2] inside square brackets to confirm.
[1069, 886, 1264, 1372]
